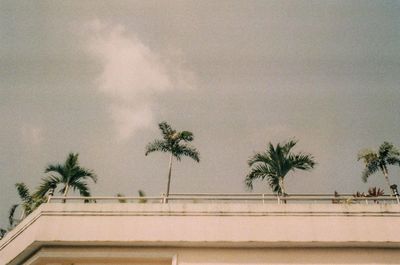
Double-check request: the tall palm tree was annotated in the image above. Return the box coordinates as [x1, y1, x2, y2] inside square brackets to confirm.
[245, 139, 316, 195]
[35, 153, 97, 200]
[145, 122, 200, 201]
[358, 142, 400, 194]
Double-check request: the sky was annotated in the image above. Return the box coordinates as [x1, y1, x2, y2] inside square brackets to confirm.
[1, 0, 400, 227]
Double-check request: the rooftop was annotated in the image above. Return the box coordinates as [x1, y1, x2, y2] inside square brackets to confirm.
[1, 194, 400, 265]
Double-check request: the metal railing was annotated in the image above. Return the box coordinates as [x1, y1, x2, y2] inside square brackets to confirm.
[46, 193, 400, 204]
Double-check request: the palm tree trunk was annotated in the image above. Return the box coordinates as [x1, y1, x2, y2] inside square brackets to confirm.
[279, 177, 286, 196]
[165, 154, 173, 203]
[62, 184, 70, 203]
[279, 177, 287, 204]
[382, 168, 393, 195]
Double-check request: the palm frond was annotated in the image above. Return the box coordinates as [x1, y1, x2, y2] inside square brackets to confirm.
[71, 167, 97, 183]
[72, 180, 91, 197]
[15, 183, 32, 204]
[245, 164, 274, 190]
[281, 139, 297, 155]
[0, 229, 7, 240]
[367, 187, 384, 197]
[248, 152, 271, 166]
[174, 144, 200, 162]
[357, 149, 378, 163]
[8, 204, 19, 227]
[387, 155, 400, 166]
[34, 175, 61, 198]
[32, 197, 46, 209]
[379, 142, 399, 158]
[159, 122, 175, 139]
[361, 159, 379, 182]
[22, 202, 33, 215]
[290, 153, 316, 170]
[65, 153, 79, 169]
[145, 139, 170, 155]
[244, 177, 254, 190]
[268, 175, 281, 194]
[179, 131, 194, 142]
[45, 163, 66, 181]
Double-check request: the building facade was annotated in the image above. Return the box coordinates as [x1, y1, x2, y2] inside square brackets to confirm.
[1, 200, 400, 265]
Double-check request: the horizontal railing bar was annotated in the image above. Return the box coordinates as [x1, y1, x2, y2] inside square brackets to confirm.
[169, 193, 394, 197]
[48, 195, 398, 202]
[49, 196, 163, 200]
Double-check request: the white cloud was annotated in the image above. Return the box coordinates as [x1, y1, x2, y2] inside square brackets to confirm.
[84, 20, 192, 141]
[21, 124, 43, 145]
[109, 104, 153, 141]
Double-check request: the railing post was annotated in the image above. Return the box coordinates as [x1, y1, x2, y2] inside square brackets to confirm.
[262, 193, 265, 204]
[390, 185, 400, 204]
[47, 186, 55, 203]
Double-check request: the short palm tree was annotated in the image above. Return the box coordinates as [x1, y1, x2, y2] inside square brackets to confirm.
[35, 153, 97, 200]
[358, 142, 400, 194]
[7, 183, 45, 229]
[245, 139, 316, 195]
[145, 122, 200, 201]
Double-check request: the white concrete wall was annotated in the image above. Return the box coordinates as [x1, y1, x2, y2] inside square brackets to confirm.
[1, 203, 399, 265]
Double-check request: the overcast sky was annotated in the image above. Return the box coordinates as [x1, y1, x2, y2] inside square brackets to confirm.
[1, 1, 400, 227]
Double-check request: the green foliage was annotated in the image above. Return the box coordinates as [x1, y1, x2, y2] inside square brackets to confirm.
[34, 153, 97, 198]
[145, 122, 200, 162]
[353, 187, 385, 198]
[116, 190, 147, 203]
[245, 139, 316, 195]
[116, 193, 127, 203]
[6, 183, 46, 231]
[8, 204, 18, 227]
[0, 228, 6, 240]
[358, 142, 400, 189]
[138, 189, 147, 203]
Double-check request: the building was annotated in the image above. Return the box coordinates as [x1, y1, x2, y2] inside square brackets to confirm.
[1, 194, 400, 265]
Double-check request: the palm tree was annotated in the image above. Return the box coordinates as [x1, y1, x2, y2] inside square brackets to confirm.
[14, 183, 44, 219]
[1, 183, 47, 239]
[358, 142, 400, 194]
[145, 122, 200, 201]
[245, 139, 316, 195]
[6, 183, 46, 230]
[35, 153, 97, 201]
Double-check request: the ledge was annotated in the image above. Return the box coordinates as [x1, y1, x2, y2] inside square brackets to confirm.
[1, 203, 400, 265]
